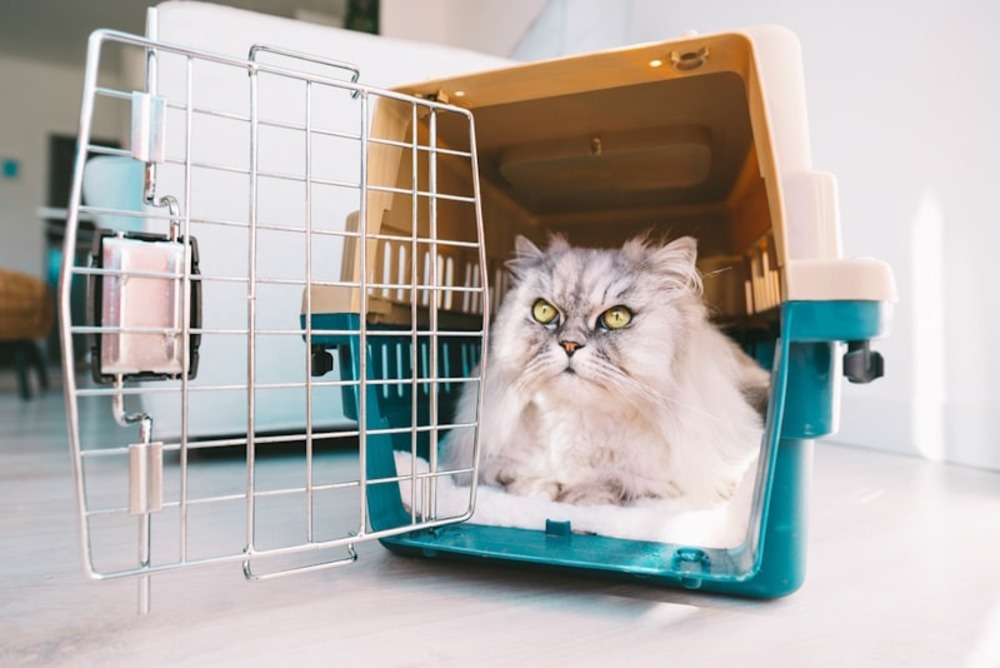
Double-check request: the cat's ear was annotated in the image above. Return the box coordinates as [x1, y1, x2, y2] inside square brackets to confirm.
[506, 235, 545, 280]
[661, 235, 698, 266]
[513, 235, 544, 261]
[651, 236, 702, 293]
[544, 233, 571, 253]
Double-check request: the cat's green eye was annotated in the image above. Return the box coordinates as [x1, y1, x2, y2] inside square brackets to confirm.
[532, 299, 559, 325]
[600, 305, 633, 330]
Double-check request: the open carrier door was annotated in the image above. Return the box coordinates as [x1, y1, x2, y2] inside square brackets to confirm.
[60, 29, 490, 614]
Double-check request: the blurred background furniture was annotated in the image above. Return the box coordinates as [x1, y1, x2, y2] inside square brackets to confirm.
[0, 269, 53, 399]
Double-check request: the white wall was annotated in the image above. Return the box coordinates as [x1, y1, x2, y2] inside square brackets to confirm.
[0, 55, 124, 278]
[389, 0, 1000, 471]
[512, 0, 631, 59]
[381, 0, 546, 58]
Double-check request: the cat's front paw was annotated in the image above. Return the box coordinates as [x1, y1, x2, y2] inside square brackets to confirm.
[714, 474, 743, 501]
[557, 482, 626, 507]
[504, 477, 562, 501]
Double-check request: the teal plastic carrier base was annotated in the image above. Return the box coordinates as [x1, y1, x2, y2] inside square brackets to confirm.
[306, 298, 890, 599]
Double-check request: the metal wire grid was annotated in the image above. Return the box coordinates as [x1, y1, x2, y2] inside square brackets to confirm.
[59, 30, 488, 611]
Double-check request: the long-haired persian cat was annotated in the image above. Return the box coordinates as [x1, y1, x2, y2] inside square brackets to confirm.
[442, 234, 769, 509]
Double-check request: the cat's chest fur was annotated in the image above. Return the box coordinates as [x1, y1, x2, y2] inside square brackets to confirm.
[505, 390, 681, 504]
[528, 390, 646, 465]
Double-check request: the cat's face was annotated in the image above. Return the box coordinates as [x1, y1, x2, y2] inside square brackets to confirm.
[490, 234, 704, 406]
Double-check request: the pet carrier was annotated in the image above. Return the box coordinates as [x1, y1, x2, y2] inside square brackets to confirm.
[309, 25, 896, 598]
[60, 13, 894, 614]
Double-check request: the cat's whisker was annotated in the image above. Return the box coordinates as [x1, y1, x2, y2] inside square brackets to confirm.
[603, 361, 735, 428]
[700, 266, 732, 280]
[644, 387, 734, 427]
[580, 357, 664, 408]
[512, 355, 550, 392]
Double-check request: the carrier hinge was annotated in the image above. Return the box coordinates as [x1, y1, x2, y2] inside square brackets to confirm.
[131, 92, 167, 164]
[129, 440, 164, 516]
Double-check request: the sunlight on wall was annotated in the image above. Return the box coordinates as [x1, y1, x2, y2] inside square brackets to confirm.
[910, 191, 945, 461]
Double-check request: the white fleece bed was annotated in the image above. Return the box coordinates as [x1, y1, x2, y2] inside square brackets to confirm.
[393, 452, 759, 549]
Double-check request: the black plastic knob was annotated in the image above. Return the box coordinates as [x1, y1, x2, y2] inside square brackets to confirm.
[843, 340, 884, 384]
[311, 347, 334, 377]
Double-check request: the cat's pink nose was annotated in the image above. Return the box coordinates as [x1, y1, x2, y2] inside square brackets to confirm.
[559, 340, 584, 356]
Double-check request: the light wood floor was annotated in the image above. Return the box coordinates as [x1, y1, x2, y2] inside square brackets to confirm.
[2, 370, 1000, 667]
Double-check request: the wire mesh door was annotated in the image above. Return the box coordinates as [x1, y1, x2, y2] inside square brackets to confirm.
[59, 30, 489, 613]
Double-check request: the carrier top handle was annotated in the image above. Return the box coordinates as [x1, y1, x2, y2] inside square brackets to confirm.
[843, 340, 884, 384]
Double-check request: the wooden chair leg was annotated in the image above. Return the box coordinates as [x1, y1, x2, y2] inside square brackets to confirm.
[28, 340, 48, 391]
[6, 340, 46, 400]
[12, 342, 32, 400]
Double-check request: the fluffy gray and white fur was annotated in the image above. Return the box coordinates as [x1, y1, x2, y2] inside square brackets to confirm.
[442, 234, 770, 509]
